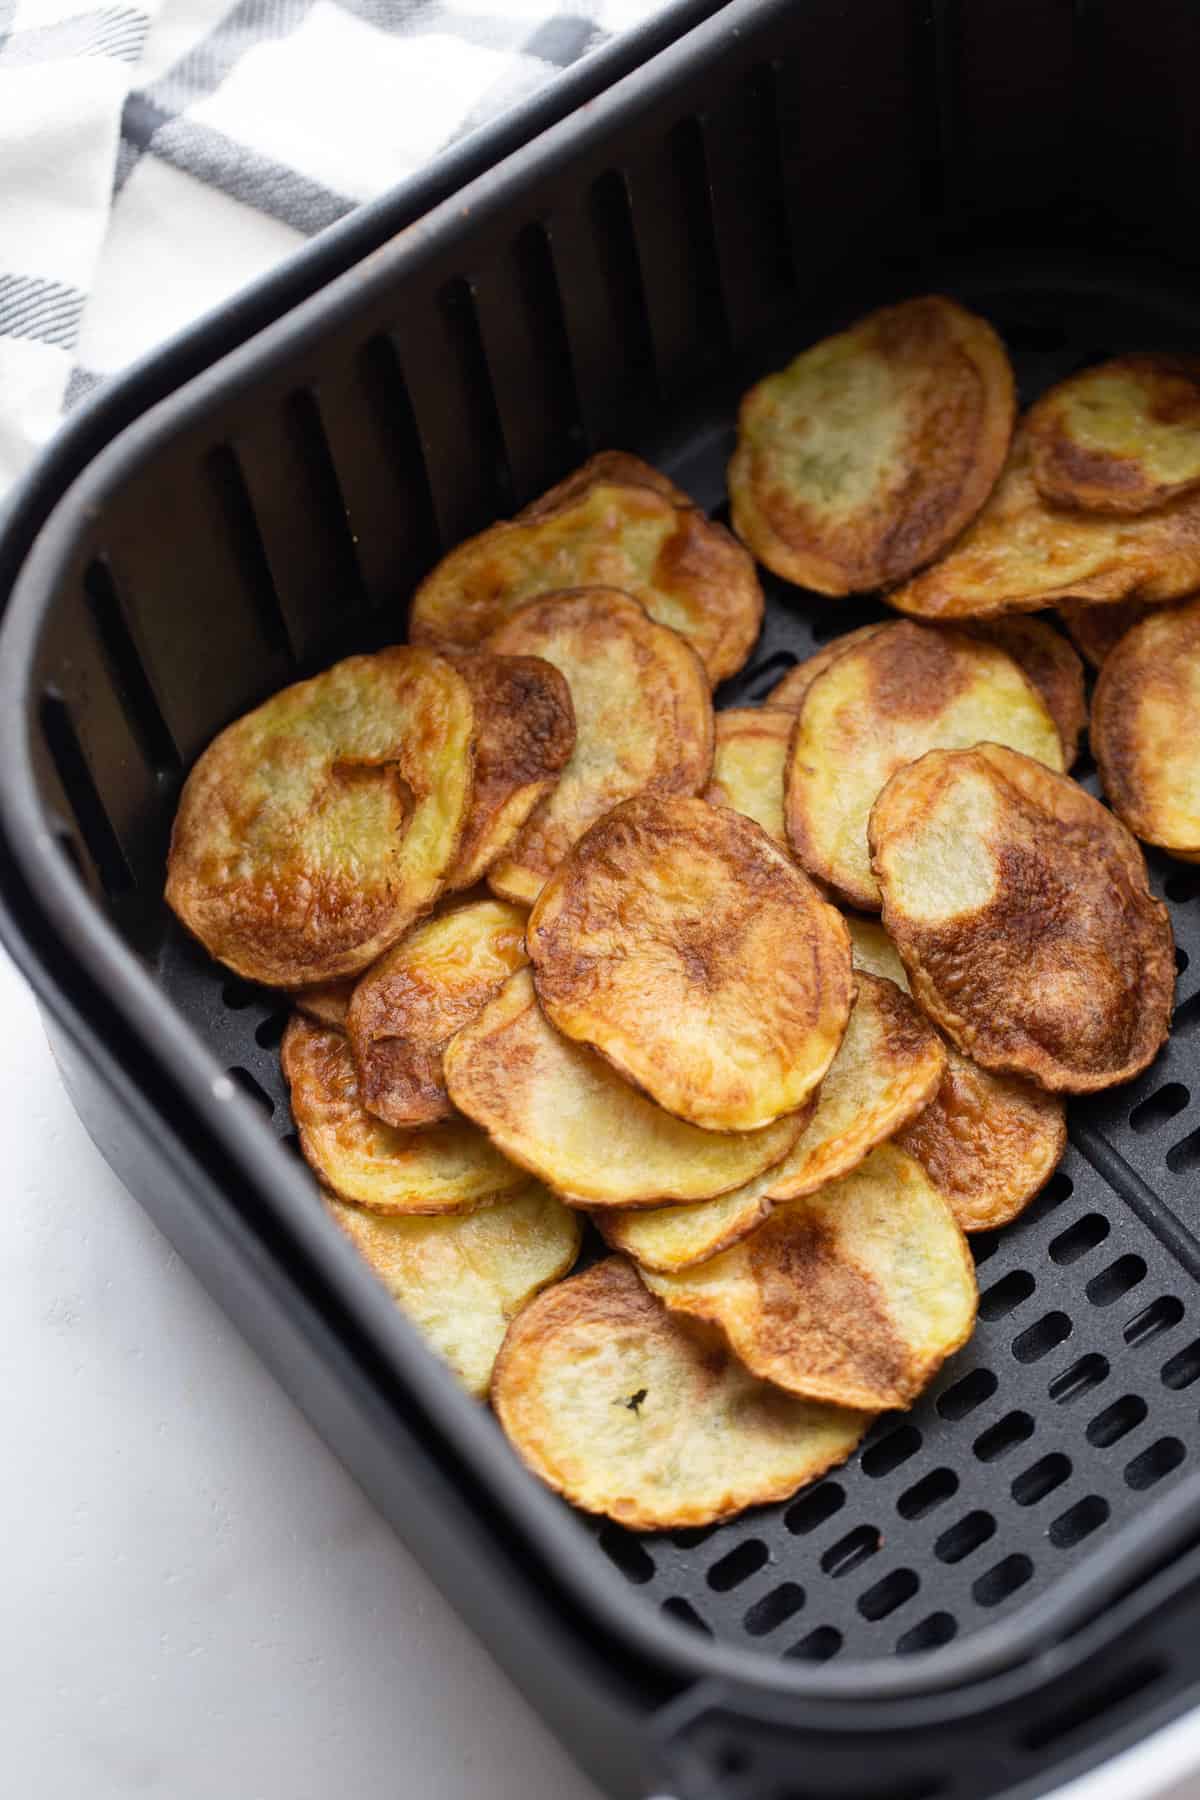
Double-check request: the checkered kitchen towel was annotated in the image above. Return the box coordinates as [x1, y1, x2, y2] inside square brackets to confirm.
[0, 0, 663, 492]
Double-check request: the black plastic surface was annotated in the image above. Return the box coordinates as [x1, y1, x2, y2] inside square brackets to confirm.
[6, 0, 1200, 1794]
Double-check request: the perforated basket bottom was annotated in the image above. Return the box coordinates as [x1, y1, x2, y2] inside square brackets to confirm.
[154, 273, 1200, 1667]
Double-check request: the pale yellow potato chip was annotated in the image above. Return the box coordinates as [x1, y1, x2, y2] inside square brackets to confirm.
[1028, 354, 1200, 515]
[1092, 596, 1200, 860]
[703, 707, 794, 843]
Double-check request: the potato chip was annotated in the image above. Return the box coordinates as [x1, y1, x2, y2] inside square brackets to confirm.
[295, 977, 355, 1030]
[964, 616, 1087, 766]
[528, 794, 853, 1132]
[600, 972, 944, 1272]
[445, 654, 575, 889]
[1092, 596, 1200, 860]
[643, 1144, 976, 1411]
[282, 1013, 525, 1214]
[1058, 597, 1156, 668]
[766, 625, 888, 713]
[844, 917, 1067, 1232]
[491, 1257, 869, 1529]
[518, 451, 692, 518]
[869, 744, 1175, 1092]
[702, 708, 794, 842]
[166, 648, 474, 987]
[327, 1181, 580, 1399]
[728, 296, 1014, 593]
[1027, 354, 1200, 515]
[346, 899, 529, 1128]
[482, 590, 713, 905]
[891, 430, 1200, 621]
[443, 969, 806, 1207]
[409, 481, 762, 684]
[785, 620, 1064, 909]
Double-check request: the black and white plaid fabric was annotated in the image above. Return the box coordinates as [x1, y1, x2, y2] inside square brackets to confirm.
[0, 0, 653, 490]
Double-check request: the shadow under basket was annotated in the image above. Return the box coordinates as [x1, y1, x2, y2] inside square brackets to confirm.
[6, 1, 1200, 1795]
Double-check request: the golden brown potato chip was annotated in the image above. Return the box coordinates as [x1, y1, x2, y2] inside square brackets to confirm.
[327, 1181, 580, 1398]
[870, 744, 1175, 1092]
[600, 972, 944, 1272]
[282, 1013, 525, 1214]
[482, 590, 713, 905]
[166, 648, 474, 987]
[443, 969, 806, 1207]
[1092, 596, 1200, 860]
[785, 621, 1064, 909]
[491, 1258, 869, 1530]
[528, 794, 853, 1132]
[518, 451, 692, 518]
[409, 481, 762, 684]
[728, 296, 1014, 594]
[643, 1144, 976, 1412]
[702, 708, 794, 842]
[445, 654, 575, 889]
[295, 977, 355, 1030]
[890, 430, 1200, 622]
[1027, 354, 1200, 515]
[845, 918, 1067, 1232]
[766, 625, 889, 713]
[1058, 597, 1156, 668]
[346, 899, 529, 1129]
[963, 616, 1087, 766]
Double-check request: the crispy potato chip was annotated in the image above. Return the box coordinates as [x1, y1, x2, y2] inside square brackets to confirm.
[728, 296, 1014, 594]
[491, 1258, 869, 1529]
[964, 616, 1087, 766]
[845, 917, 1067, 1231]
[767, 625, 889, 713]
[702, 708, 794, 842]
[327, 1181, 580, 1399]
[409, 481, 762, 684]
[643, 1144, 976, 1411]
[869, 744, 1175, 1092]
[785, 621, 1064, 909]
[482, 590, 713, 905]
[1092, 596, 1200, 859]
[1058, 597, 1156, 668]
[891, 430, 1200, 622]
[295, 977, 355, 1030]
[1027, 354, 1200, 515]
[166, 648, 474, 987]
[346, 899, 529, 1128]
[443, 969, 806, 1207]
[282, 1013, 525, 1214]
[600, 972, 944, 1272]
[528, 795, 853, 1132]
[445, 654, 575, 889]
[518, 451, 692, 518]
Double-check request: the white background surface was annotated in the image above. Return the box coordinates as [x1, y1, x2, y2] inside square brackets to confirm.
[3, 930, 1200, 1800]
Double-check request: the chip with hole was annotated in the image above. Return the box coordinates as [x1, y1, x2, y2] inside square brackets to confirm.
[1092, 596, 1200, 860]
[409, 480, 761, 684]
[890, 430, 1200, 621]
[1027, 354, 1200, 515]
[443, 969, 806, 1207]
[600, 972, 944, 1272]
[518, 451, 692, 518]
[346, 899, 529, 1128]
[444, 654, 575, 889]
[642, 1144, 977, 1411]
[870, 744, 1175, 1092]
[283, 1013, 525, 1214]
[528, 794, 853, 1131]
[728, 296, 1014, 594]
[963, 616, 1087, 766]
[767, 624, 889, 713]
[166, 647, 475, 987]
[702, 707, 794, 843]
[481, 589, 713, 905]
[1058, 597, 1156, 668]
[845, 917, 1068, 1232]
[295, 977, 355, 1030]
[785, 620, 1064, 909]
[327, 1181, 580, 1399]
[491, 1257, 869, 1529]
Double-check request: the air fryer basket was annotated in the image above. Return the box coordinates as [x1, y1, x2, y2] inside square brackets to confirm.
[6, 0, 1200, 1794]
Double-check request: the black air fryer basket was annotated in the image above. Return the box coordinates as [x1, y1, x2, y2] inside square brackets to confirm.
[6, 2, 1200, 1795]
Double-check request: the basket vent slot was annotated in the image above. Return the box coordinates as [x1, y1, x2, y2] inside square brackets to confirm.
[1049, 1352, 1109, 1405]
[39, 692, 134, 897]
[282, 388, 368, 618]
[83, 558, 180, 773]
[206, 446, 293, 659]
[1012, 1311, 1071, 1363]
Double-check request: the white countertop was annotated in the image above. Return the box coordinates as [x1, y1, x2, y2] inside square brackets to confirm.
[2, 936, 1198, 1800]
